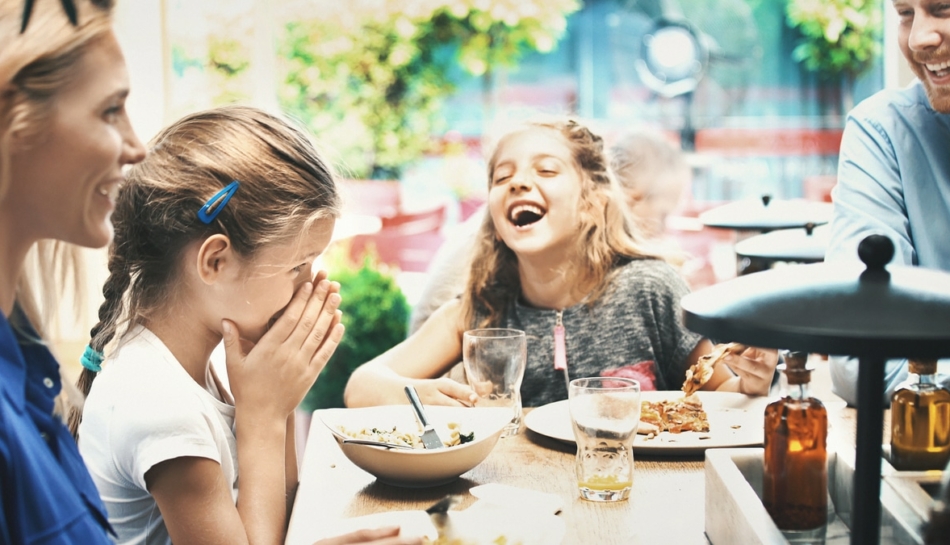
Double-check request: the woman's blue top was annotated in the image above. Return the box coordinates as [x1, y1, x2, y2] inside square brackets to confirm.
[0, 308, 112, 544]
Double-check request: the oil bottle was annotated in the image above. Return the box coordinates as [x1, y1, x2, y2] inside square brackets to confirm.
[890, 359, 950, 471]
[763, 350, 828, 538]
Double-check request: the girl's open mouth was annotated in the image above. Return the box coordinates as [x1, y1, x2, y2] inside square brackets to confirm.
[508, 203, 546, 229]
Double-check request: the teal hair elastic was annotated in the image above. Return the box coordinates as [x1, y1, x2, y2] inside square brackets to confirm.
[80, 344, 104, 373]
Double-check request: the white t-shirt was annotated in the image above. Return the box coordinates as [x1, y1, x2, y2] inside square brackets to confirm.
[78, 326, 237, 545]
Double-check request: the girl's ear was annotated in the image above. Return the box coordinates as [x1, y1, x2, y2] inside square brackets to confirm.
[7, 125, 40, 152]
[623, 185, 646, 203]
[196, 234, 233, 285]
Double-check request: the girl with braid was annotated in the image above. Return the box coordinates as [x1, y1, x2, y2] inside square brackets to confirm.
[345, 118, 779, 410]
[71, 105, 420, 545]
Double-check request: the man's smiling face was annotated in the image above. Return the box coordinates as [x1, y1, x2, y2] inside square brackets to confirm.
[894, 0, 950, 112]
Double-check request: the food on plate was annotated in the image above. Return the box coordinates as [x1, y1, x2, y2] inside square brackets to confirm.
[337, 422, 474, 449]
[682, 342, 744, 396]
[640, 394, 710, 434]
[634, 343, 743, 435]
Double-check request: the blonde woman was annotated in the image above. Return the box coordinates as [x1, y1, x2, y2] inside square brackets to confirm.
[1, 1, 416, 543]
[0, 0, 146, 542]
[345, 118, 778, 409]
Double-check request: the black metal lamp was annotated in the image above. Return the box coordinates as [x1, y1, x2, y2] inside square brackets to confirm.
[636, 18, 707, 150]
[636, 18, 708, 98]
[680, 234, 950, 545]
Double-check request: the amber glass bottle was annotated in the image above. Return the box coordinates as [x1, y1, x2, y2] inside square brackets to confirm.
[890, 359, 950, 471]
[763, 351, 828, 535]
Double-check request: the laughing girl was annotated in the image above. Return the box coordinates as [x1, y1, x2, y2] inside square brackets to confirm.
[344, 118, 777, 409]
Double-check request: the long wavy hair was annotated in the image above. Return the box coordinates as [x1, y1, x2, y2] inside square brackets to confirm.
[460, 118, 664, 328]
[67, 105, 341, 435]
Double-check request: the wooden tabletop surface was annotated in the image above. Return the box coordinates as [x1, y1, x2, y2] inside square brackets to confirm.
[286, 357, 855, 545]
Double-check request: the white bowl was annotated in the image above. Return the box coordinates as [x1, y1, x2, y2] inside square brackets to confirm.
[318, 405, 512, 487]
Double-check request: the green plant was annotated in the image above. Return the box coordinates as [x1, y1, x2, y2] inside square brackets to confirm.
[278, 0, 580, 180]
[785, 0, 882, 81]
[207, 36, 252, 105]
[301, 249, 410, 411]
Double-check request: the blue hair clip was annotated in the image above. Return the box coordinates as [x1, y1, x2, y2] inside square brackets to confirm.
[80, 344, 104, 373]
[197, 180, 240, 224]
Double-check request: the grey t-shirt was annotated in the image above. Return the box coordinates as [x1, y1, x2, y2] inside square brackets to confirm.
[498, 258, 702, 407]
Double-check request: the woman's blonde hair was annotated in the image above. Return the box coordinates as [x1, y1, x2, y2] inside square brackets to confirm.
[68, 105, 341, 435]
[0, 0, 114, 414]
[460, 117, 663, 328]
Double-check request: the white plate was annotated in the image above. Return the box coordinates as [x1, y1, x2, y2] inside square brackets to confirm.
[305, 503, 565, 545]
[523, 391, 771, 455]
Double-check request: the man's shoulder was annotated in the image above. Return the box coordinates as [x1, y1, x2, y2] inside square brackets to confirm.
[851, 82, 931, 121]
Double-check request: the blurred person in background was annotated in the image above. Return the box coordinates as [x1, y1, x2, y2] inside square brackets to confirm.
[608, 130, 691, 241]
[826, 0, 950, 406]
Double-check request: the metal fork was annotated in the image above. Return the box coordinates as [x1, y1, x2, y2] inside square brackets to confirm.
[340, 438, 415, 450]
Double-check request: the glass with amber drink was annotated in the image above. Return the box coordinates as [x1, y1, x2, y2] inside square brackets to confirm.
[568, 377, 640, 502]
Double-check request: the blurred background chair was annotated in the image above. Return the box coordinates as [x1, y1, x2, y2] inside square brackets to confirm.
[803, 174, 837, 203]
[340, 179, 402, 218]
[349, 204, 447, 274]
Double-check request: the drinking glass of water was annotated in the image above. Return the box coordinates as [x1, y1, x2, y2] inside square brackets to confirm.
[462, 328, 527, 438]
[568, 377, 641, 502]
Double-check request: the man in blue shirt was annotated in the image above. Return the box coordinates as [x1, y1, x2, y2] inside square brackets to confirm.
[826, 0, 950, 406]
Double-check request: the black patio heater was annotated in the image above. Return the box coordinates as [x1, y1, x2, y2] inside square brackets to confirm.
[680, 234, 950, 545]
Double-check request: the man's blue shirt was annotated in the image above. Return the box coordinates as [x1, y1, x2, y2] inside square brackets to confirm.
[827, 80, 950, 406]
[0, 309, 112, 544]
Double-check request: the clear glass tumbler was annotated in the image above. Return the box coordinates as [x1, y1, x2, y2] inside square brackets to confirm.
[462, 328, 527, 437]
[568, 377, 641, 502]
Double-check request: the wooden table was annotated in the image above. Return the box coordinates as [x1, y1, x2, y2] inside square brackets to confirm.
[286, 361, 855, 545]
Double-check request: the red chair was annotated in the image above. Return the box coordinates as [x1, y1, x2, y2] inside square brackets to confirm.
[379, 205, 446, 234]
[350, 205, 447, 273]
[458, 196, 486, 221]
[803, 175, 837, 203]
[666, 200, 736, 290]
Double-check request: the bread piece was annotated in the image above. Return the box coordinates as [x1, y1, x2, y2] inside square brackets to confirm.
[682, 342, 743, 396]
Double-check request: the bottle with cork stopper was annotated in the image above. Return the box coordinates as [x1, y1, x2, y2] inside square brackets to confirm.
[890, 359, 950, 471]
[763, 350, 828, 540]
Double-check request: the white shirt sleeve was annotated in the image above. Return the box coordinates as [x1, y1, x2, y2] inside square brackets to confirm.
[111, 389, 224, 491]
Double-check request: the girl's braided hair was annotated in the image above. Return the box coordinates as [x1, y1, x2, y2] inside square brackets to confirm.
[68, 105, 341, 436]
